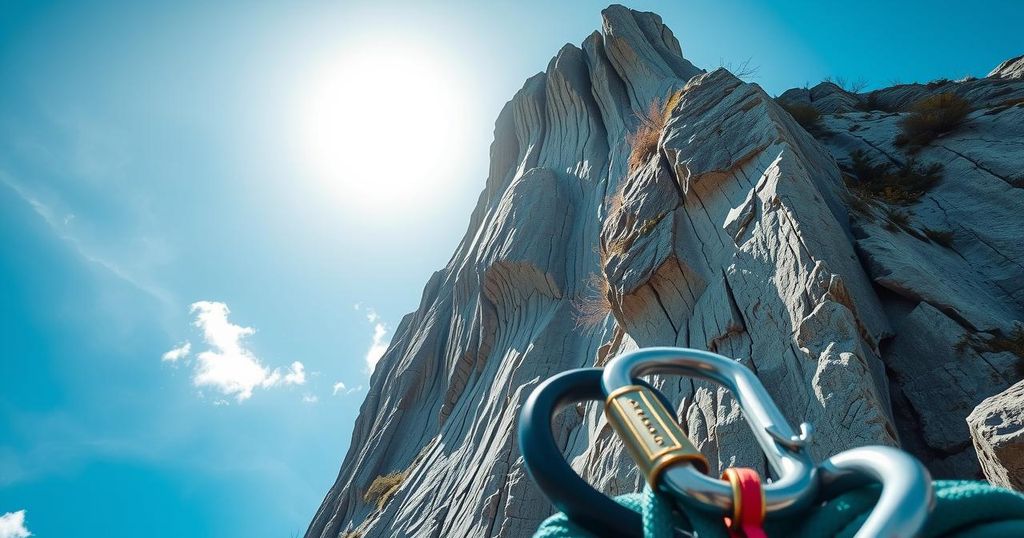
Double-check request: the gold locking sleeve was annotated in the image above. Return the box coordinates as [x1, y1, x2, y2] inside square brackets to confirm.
[605, 385, 709, 485]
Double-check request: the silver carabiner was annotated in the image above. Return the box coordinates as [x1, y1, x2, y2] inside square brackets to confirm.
[601, 347, 818, 515]
[602, 347, 935, 538]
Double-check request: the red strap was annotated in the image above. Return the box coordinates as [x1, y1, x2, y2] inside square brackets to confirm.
[722, 467, 767, 538]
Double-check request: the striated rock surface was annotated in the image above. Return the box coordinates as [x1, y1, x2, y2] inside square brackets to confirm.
[969, 380, 1024, 490]
[779, 64, 1024, 115]
[989, 54, 1024, 80]
[801, 58, 1024, 478]
[307, 7, 1024, 537]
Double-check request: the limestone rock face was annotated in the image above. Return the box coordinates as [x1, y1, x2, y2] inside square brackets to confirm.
[969, 381, 1024, 490]
[778, 71, 1024, 115]
[989, 54, 1024, 80]
[805, 65, 1024, 478]
[776, 81, 861, 113]
[306, 9, 1024, 537]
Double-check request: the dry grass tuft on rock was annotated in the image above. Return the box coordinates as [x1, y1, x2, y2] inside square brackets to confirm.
[364, 471, 407, 511]
[636, 211, 668, 238]
[822, 76, 868, 93]
[574, 189, 616, 327]
[845, 150, 942, 205]
[779, 101, 824, 135]
[605, 185, 626, 225]
[575, 184, 642, 327]
[896, 92, 971, 149]
[627, 89, 683, 173]
[574, 271, 613, 327]
[856, 91, 897, 113]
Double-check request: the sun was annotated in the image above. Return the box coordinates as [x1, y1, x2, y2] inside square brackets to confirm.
[295, 40, 470, 212]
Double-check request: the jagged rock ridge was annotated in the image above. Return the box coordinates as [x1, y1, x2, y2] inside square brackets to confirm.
[307, 6, 1024, 537]
[989, 54, 1024, 80]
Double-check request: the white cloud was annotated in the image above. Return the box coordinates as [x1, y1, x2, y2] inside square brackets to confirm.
[332, 381, 347, 395]
[160, 341, 191, 362]
[184, 301, 306, 402]
[354, 305, 391, 373]
[302, 393, 318, 404]
[282, 362, 306, 385]
[365, 322, 388, 372]
[0, 510, 31, 538]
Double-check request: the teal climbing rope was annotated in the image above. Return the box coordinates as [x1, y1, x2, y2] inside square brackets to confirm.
[533, 480, 1024, 538]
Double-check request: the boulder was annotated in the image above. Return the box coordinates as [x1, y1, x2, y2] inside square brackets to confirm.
[968, 380, 1024, 490]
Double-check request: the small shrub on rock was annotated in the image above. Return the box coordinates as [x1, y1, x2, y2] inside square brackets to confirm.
[822, 76, 867, 93]
[779, 101, 824, 135]
[896, 92, 971, 149]
[856, 91, 896, 113]
[845, 150, 943, 204]
[364, 471, 407, 511]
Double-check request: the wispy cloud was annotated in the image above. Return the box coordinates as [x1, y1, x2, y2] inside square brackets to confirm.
[0, 172, 172, 306]
[354, 305, 390, 373]
[302, 393, 318, 404]
[331, 381, 363, 396]
[0, 510, 31, 538]
[162, 301, 306, 402]
[161, 341, 191, 362]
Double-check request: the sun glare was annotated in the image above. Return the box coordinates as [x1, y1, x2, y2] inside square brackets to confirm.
[296, 41, 470, 212]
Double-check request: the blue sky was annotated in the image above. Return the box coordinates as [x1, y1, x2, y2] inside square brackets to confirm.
[0, 0, 1020, 536]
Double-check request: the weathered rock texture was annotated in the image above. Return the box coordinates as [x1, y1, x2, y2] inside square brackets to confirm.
[778, 61, 1024, 478]
[969, 380, 1024, 490]
[307, 7, 1024, 537]
[989, 54, 1024, 80]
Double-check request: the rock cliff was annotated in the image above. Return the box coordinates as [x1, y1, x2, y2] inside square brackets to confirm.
[307, 6, 1024, 537]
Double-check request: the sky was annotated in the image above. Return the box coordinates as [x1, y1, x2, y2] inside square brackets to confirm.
[0, 0, 1020, 536]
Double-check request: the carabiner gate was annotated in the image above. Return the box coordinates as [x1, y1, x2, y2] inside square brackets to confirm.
[602, 347, 818, 516]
